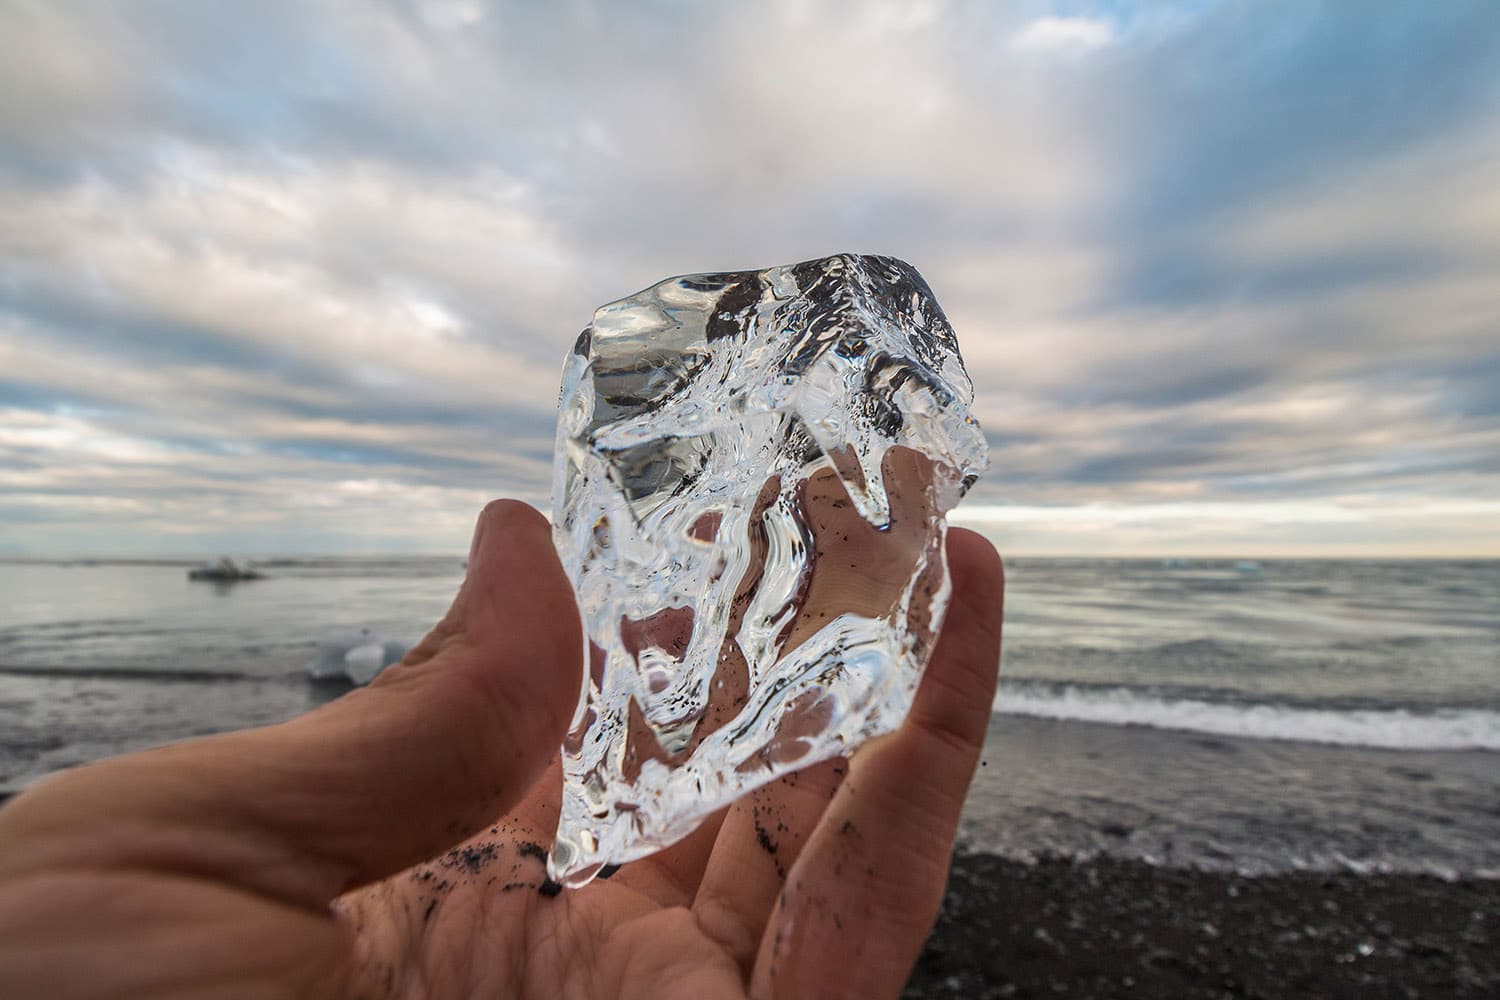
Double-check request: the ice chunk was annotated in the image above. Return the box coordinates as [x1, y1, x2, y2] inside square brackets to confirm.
[343, 642, 388, 685]
[548, 253, 987, 886]
[308, 629, 407, 685]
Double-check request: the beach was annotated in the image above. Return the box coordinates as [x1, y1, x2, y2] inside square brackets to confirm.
[2, 555, 1497, 997]
[902, 714, 1500, 998]
[907, 854, 1499, 998]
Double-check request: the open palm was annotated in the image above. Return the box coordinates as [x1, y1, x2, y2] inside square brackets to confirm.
[0, 501, 1003, 999]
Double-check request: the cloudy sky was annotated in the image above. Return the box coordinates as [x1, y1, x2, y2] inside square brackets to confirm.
[2, 0, 1498, 557]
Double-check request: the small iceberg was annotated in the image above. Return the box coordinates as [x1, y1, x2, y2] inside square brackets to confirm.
[309, 629, 408, 685]
[1234, 560, 1263, 576]
[189, 557, 264, 582]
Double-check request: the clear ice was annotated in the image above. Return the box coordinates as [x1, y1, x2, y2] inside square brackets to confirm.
[547, 253, 988, 886]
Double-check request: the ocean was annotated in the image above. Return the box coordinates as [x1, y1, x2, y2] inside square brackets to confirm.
[2, 553, 1496, 878]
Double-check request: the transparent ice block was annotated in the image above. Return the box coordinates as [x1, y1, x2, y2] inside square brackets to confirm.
[548, 253, 987, 886]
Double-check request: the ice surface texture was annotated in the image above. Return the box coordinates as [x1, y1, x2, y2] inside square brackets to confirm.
[548, 253, 987, 886]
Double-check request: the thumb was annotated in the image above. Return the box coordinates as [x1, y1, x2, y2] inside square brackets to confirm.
[0, 500, 582, 907]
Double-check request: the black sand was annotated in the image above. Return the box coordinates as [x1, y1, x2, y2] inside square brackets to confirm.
[905, 853, 1500, 999]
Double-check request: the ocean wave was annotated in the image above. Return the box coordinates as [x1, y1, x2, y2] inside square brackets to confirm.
[993, 684, 1500, 751]
[0, 665, 251, 683]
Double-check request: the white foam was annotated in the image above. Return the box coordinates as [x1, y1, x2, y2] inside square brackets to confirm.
[993, 686, 1500, 751]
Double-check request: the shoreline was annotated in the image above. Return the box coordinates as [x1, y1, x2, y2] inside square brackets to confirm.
[957, 714, 1500, 879]
[906, 852, 1499, 999]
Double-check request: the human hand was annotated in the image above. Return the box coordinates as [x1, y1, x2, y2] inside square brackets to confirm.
[0, 500, 1003, 999]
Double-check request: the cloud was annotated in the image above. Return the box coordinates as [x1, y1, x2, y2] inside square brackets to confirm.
[955, 496, 1500, 558]
[0, 0, 1497, 554]
[1010, 16, 1115, 55]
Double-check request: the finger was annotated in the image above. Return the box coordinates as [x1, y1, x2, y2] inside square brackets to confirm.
[750, 527, 1003, 1000]
[610, 645, 755, 905]
[0, 869, 348, 998]
[689, 757, 848, 974]
[608, 804, 727, 908]
[689, 449, 944, 964]
[0, 500, 582, 909]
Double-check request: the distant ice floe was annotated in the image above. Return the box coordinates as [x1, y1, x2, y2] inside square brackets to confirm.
[994, 684, 1500, 751]
[309, 629, 408, 685]
[188, 557, 264, 582]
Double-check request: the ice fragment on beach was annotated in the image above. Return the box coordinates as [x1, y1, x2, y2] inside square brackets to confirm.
[548, 253, 988, 886]
[308, 629, 406, 685]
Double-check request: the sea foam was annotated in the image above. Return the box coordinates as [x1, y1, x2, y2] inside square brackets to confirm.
[993, 684, 1500, 751]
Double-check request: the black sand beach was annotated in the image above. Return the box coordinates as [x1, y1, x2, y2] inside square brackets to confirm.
[905, 853, 1499, 999]
[902, 715, 1500, 998]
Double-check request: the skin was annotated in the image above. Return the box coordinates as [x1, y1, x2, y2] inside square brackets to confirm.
[0, 500, 1004, 999]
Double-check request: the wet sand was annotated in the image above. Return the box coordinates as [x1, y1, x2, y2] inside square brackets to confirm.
[957, 715, 1500, 877]
[905, 853, 1499, 999]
